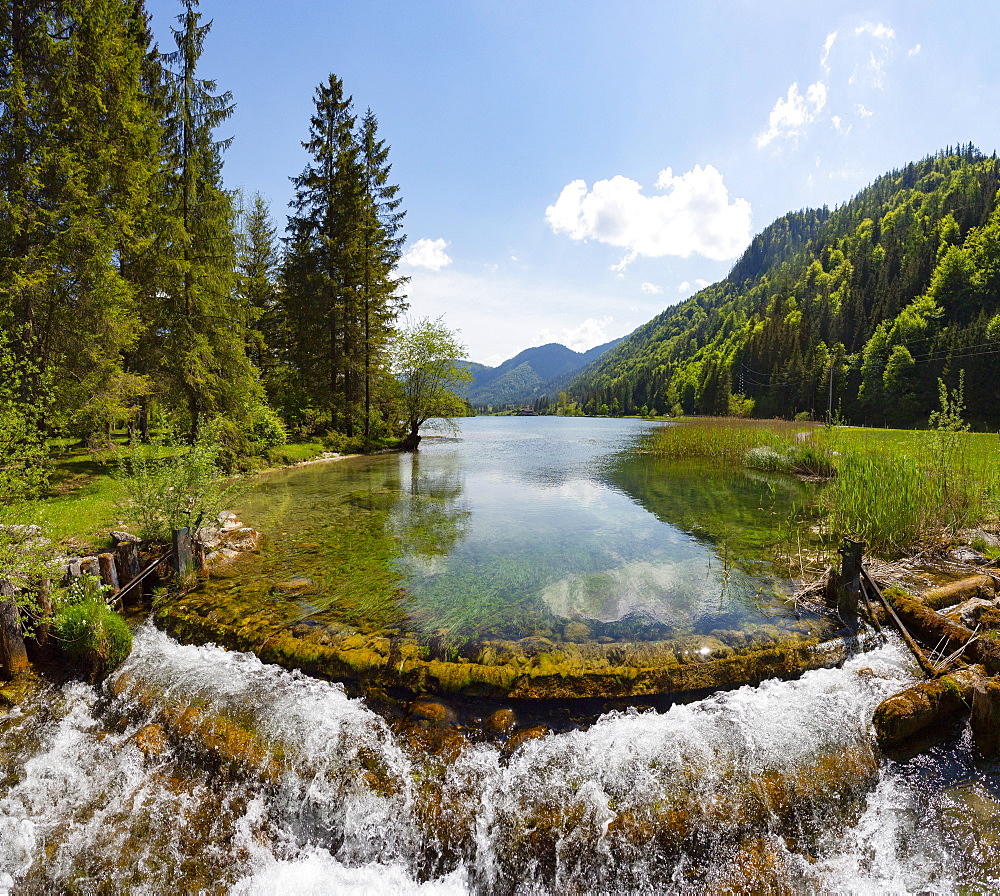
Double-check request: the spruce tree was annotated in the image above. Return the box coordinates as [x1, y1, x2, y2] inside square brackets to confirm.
[158, 0, 263, 439]
[283, 74, 362, 435]
[357, 108, 407, 444]
[0, 0, 161, 436]
[282, 79, 407, 442]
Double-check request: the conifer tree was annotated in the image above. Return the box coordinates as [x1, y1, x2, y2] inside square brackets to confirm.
[283, 74, 360, 434]
[357, 108, 407, 444]
[157, 0, 263, 439]
[0, 0, 161, 435]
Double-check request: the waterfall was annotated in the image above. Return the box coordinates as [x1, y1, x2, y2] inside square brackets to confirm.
[2, 623, 997, 894]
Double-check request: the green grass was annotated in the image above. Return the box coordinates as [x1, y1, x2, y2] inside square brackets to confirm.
[31, 438, 330, 552]
[646, 418, 1000, 560]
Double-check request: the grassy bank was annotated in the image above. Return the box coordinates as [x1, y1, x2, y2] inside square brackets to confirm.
[647, 417, 1000, 560]
[31, 438, 328, 552]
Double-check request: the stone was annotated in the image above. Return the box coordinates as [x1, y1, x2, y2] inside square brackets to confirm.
[110, 531, 141, 544]
[950, 547, 989, 565]
[133, 723, 171, 758]
[220, 527, 260, 553]
[943, 596, 1000, 629]
[970, 677, 1000, 756]
[483, 707, 518, 736]
[500, 725, 550, 762]
[408, 697, 457, 727]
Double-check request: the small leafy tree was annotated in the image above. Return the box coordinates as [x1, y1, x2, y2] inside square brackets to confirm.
[927, 371, 975, 536]
[115, 427, 243, 541]
[392, 317, 471, 449]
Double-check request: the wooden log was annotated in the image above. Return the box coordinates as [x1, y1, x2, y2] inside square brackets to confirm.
[34, 578, 52, 648]
[873, 667, 981, 748]
[862, 570, 936, 677]
[970, 677, 1000, 755]
[887, 588, 1000, 676]
[0, 580, 30, 679]
[922, 575, 996, 611]
[98, 552, 120, 593]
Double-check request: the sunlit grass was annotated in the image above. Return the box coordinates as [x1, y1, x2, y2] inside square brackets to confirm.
[646, 418, 1000, 559]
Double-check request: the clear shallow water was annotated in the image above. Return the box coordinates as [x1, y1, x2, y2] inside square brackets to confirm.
[228, 417, 818, 644]
[2, 624, 997, 893]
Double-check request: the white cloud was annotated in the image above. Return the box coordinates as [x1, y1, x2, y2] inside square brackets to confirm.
[401, 238, 452, 271]
[856, 104, 873, 118]
[821, 31, 838, 73]
[535, 316, 613, 353]
[677, 278, 710, 294]
[546, 164, 752, 268]
[908, 44, 921, 56]
[640, 281, 663, 295]
[757, 81, 827, 148]
[855, 22, 895, 41]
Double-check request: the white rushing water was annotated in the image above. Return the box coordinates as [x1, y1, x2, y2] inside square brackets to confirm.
[1, 623, 997, 894]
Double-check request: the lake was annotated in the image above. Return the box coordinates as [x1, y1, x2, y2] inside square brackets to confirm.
[224, 416, 822, 650]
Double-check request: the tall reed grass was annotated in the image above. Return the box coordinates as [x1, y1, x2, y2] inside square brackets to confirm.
[647, 417, 1000, 559]
[647, 418, 811, 464]
[821, 433, 1000, 557]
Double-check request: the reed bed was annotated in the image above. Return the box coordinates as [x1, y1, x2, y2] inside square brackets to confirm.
[648, 417, 815, 464]
[648, 418, 1000, 560]
[819, 429, 1000, 557]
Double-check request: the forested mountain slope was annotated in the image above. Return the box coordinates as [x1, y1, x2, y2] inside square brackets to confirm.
[468, 338, 621, 407]
[568, 146, 1000, 427]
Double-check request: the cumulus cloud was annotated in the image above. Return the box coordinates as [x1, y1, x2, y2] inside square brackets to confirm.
[856, 104, 873, 118]
[640, 282, 663, 295]
[908, 44, 921, 56]
[545, 164, 752, 269]
[757, 81, 828, 148]
[535, 316, 613, 353]
[401, 238, 452, 271]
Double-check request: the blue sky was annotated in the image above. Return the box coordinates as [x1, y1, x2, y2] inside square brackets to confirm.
[145, 1, 1000, 365]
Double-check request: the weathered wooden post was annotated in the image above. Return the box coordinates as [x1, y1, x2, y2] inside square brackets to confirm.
[173, 527, 193, 580]
[970, 677, 1000, 755]
[98, 552, 120, 594]
[0, 579, 30, 678]
[837, 537, 863, 622]
[114, 541, 141, 592]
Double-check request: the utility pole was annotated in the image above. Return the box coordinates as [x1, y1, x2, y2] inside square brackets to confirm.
[827, 350, 836, 425]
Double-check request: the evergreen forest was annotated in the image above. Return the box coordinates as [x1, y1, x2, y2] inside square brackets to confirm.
[1, 0, 416, 479]
[566, 145, 1000, 428]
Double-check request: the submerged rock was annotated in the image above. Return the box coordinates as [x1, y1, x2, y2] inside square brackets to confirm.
[484, 707, 518, 736]
[408, 697, 458, 728]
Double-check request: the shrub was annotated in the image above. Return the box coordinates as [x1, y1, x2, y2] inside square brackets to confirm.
[321, 430, 366, 455]
[116, 432, 242, 542]
[744, 445, 794, 473]
[52, 577, 132, 678]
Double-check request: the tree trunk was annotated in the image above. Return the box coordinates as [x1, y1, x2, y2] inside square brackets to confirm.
[0, 580, 30, 679]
